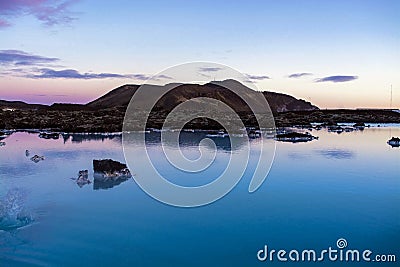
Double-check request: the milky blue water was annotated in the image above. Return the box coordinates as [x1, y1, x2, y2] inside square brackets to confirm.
[0, 127, 399, 266]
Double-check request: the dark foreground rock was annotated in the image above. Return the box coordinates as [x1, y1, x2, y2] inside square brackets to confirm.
[0, 108, 399, 133]
[387, 137, 400, 147]
[92, 159, 131, 190]
[93, 159, 128, 173]
[274, 109, 400, 127]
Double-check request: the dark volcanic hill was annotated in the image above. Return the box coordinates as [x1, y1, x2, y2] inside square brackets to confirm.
[86, 79, 318, 113]
[0, 80, 318, 113]
[262, 91, 318, 113]
[0, 100, 46, 110]
[86, 84, 140, 109]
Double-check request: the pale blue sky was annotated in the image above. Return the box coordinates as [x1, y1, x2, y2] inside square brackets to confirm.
[0, 0, 399, 108]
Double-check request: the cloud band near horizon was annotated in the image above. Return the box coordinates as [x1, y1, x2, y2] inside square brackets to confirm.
[315, 75, 358, 83]
[288, 72, 313, 78]
[0, 50, 59, 66]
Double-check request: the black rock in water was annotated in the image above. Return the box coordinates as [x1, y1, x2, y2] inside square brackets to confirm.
[388, 137, 400, 147]
[275, 132, 317, 143]
[353, 122, 366, 127]
[92, 159, 131, 190]
[93, 159, 128, 173]
[76, 170, 91, 188]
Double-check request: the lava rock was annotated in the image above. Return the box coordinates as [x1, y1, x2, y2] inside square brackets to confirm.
[93, 159, 128, 173]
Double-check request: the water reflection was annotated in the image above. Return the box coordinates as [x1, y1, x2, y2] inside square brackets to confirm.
[315, 148, 356, 159]
[62, 133, 122, 143]
[138, 131, 265, 151]
[93, 174, 131, 190]
[60, 131, 251, 151]
[287, 152, 310, 160]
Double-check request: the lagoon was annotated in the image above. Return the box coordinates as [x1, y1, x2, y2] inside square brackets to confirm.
[0, 126, 399, 266]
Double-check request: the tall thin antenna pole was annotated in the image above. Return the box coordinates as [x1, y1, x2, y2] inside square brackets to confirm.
[390, 84, 393, 109]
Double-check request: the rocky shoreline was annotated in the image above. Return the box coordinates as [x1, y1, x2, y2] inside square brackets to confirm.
[0, 108, 399, 133]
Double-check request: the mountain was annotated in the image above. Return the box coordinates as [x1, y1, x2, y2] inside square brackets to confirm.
[262, 91, 318, 112]
[0, 80, 318, 113]
[86, 84, 140, 109]
[86, 79, 318, 113]
[0, 100, 46, 110]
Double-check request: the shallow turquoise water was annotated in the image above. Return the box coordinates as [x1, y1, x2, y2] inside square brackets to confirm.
[0, 127, 399, 266]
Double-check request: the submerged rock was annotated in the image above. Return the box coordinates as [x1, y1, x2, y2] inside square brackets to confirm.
[343, 127, 354, 132]
[30, 155, 45, 163]
[321, 121, 338, 127]
[248, 129, 261, 139]
[327, 125, 344, 134]
[39, 132, 60, 139]
[353, 122, 366, 130]
[205, 130, 228, 138]
[388, 137, 400, 147]
[75, 170, 91, 187]
[353, 122, 365, 127]
[275, 132, 318, 143]
[0, 130, 12, 140]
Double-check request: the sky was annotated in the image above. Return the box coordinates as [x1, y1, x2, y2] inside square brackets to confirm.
[0, 0, 399, 108]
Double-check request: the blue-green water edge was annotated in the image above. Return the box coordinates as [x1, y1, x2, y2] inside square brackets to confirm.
[0, 126, 399, 266]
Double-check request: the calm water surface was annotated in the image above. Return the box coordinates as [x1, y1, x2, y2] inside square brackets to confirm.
[0, 127, 399, 266]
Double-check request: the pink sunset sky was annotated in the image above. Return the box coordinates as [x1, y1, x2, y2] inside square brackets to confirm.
[1, 0, 399, 109]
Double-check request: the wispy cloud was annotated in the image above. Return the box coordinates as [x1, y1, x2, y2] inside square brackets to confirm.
[288, 72, 313, 78]
[129, 74, 149, 81]
[246, 74, 270, 81]
[121, 73, 173, 81]
[0, 0, 79, 28]
[315, 75, 358, 83]
[198, 67, 223, 72]
[0, 49, 168, 80]
[0, 50, 59, 66]
[27, 68, 131, 79]
[151, 74, 173, 80]
[22, 68, 173, 81]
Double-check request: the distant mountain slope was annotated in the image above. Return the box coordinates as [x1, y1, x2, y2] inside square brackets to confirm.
[262, 91, 318, 112]
[0, 100, 45, 110]
[86, 80, 318, 113]
[86, 84, 140, 109]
